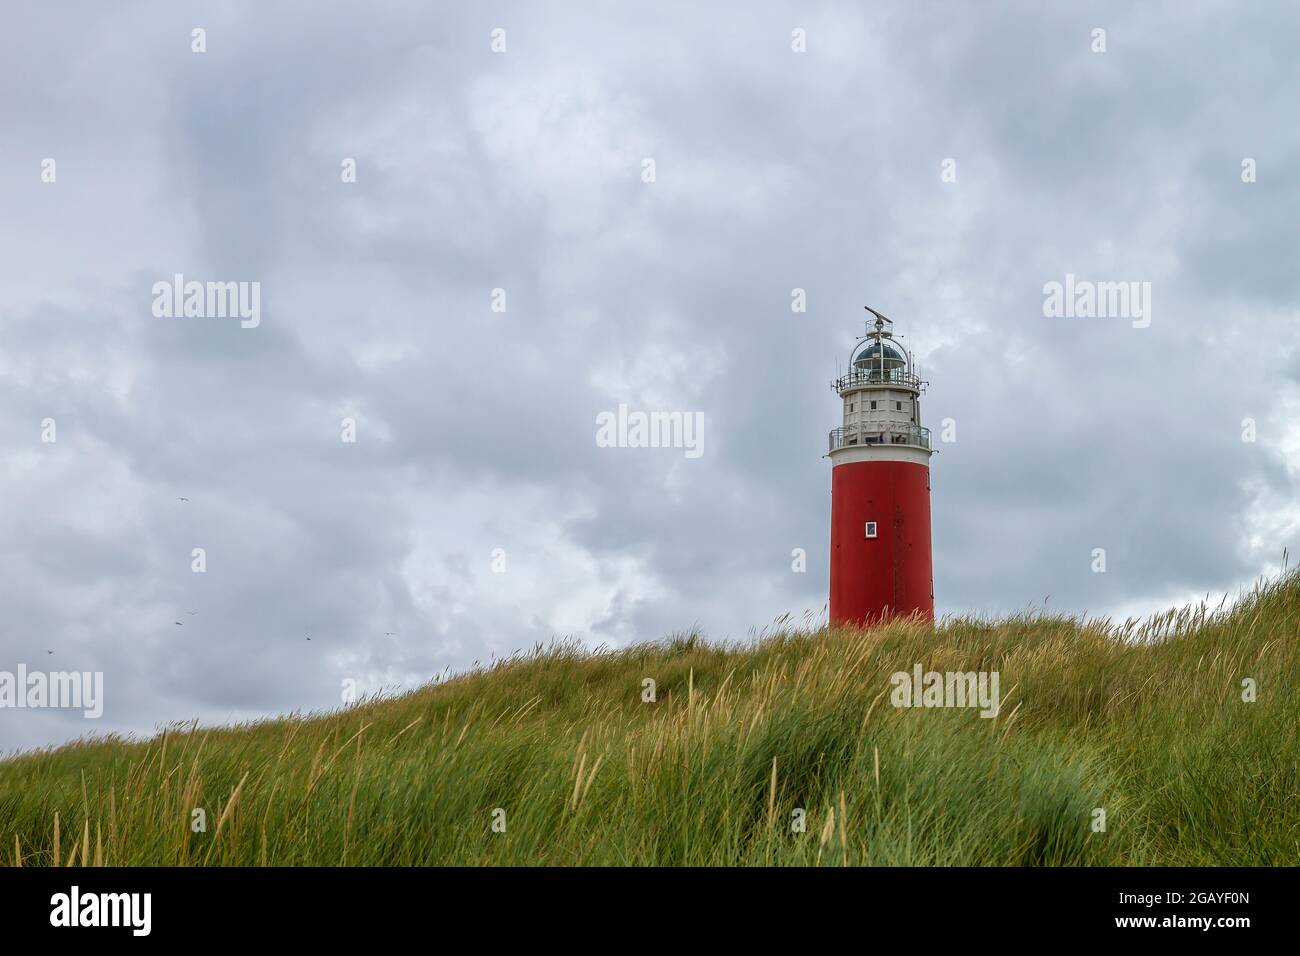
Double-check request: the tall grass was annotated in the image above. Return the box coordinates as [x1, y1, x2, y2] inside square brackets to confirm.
[2, 574, 1297, 866]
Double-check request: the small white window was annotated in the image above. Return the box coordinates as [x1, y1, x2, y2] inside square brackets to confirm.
[865, 521, 878, 539]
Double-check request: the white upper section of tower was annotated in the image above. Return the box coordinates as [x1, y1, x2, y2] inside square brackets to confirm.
[828, 307, 933, 457]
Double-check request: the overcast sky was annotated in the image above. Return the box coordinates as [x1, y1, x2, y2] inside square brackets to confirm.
[2, 1, 1298, 753]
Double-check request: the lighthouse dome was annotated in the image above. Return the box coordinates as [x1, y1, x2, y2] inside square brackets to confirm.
[851, 340, 906, 370]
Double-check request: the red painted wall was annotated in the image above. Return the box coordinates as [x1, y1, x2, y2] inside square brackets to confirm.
[829, 459, 933, 626]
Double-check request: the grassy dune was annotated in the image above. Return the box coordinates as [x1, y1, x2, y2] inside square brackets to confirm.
[2, 575, 1298, 866]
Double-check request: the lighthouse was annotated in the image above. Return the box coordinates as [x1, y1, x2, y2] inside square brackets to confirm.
[828, 307, 935, 626]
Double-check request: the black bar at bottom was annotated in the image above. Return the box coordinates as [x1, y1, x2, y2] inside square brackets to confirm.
[0, 866, 1275, 941]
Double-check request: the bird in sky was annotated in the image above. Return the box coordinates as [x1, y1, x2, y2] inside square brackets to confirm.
[305, 636, 312, 641]
[177, 497, 189, 502]
[174, 621, 183, 626]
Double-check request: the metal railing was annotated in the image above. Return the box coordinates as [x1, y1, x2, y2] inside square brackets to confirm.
[829, 423, 931, 453]
[834, 368, 923, 393]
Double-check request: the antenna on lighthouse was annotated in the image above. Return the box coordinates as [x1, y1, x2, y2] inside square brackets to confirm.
[864, 305, 894, 337]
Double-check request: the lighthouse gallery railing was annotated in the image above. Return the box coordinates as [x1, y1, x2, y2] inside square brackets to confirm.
[833, 368, 923, 393]
[828, 423, 931, 453]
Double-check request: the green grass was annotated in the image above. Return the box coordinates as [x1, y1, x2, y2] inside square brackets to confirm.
[3, 574, 1298, 866]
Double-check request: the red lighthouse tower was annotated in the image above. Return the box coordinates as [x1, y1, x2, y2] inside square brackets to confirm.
[828, 307, 935, 626]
